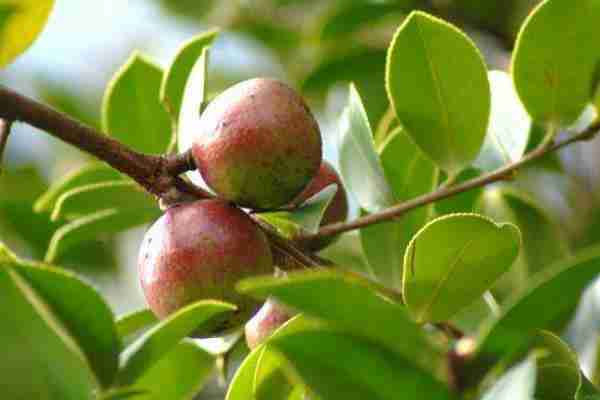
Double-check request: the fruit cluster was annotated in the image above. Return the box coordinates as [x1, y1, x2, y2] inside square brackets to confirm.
[138, 78, 348, 345]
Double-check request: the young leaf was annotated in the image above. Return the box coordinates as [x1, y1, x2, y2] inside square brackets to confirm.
[0, 0, 54, 68]
[476, 245, 600, 364]
[403, 213, 521, 323]
[474, 71, 531, 172]
[45, 208, 161, 263]
[13, 262, 121, 388]
[481, 357, 537, 400]
[116, 300, 235, 386]
[512, 0, 600, 124]
[269, 329, 454, 400]
[50, 181, 157, 221]
[102, 52, 171, 154]
[238, 269, 442, 373]
[338, 84, 395, 213]
[116, 309, 158, 341]
[130, 340, 215, 400]
[160, 29, 219, 120]
[34, 163, 122, 213]
[386, 11, 490, 175]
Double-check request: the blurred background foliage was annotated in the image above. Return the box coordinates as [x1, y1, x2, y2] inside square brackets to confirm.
[4, 0, 600, 397]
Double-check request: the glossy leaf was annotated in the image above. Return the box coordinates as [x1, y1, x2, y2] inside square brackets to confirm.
[102, 52, 171, 154]
[0, 0, 54, 67]
[338, 84, 394, 213]
[386, 11, 490, 175]
[0, 246, 93, 398]
[476, 245, 600, 363]
[269, 329, 454, 400]
[238, 269, 442, 372]
[116, 309, 158, 341]
[34, 163, 122, 213]
[512, 0, 600, 124]
[130, 340, 215, 400]
[50, 181, 157, 221]
[254, 346, 297, 400]
[474, 71, 531, 172]
[160, 29, 218, 119]
[403, 213, 521, 323]
[481, 357, 537, 400]
[45, 208, 161, 263]
[117, 300, 235, 386]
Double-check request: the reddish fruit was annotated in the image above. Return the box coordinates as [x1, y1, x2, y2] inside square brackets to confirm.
[292, 161, 349, 251]
[191, 78, 322, 209]
[138, 199, 273, 332]
[245, 298, 294, 350]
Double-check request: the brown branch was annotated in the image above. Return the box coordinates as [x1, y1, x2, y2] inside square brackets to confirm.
[0, 85, 203, 197]
[0, 118, 13, 173]
[304, 120, 600, 241]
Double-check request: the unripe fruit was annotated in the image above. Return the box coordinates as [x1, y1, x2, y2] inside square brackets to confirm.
[138, 199, 273, 332]
[245, 298, 294, 350]
[292, 161, 349, 251]
[192, 78, 322, 209]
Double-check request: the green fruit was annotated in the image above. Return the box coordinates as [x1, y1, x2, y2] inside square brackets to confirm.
[192, 78, 322, 209]
[138, 199, 273, 334]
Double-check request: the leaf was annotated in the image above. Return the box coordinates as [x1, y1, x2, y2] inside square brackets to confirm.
[34, 163, 121, 213]
[474, 70, 531, 172]
[178, 47, 210, 153]
[13, 261, 121, 388]
[116, 300, 235, 386]
[130, 340, 215, 400]
[0, 246, 93, 399]
[434, 168, 483, 215]
[386, 11, 490, 175]
[0, 0, 54, 68]
[50, 181, 157, 221]
[160, 29, 218, 120]
[476, 245, 600, 364]
[258, 185, 338, 236]
[102, 52, 172, 154]
[338, 84, 395, 212]
[238, 269, 442, 373]
[403, 213, 521, 323]
[254, 346, 297, 400]
[116, 309, 158, 341]
[359, 217, 403, 286]
[269, 329, 454, 400]
[45, 208, 161, 263]
[451, 292, 499, 334]
[512, 0, 600, 124]
[481, 357, 537, 400]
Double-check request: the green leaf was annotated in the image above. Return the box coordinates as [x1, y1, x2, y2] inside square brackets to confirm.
[0, 245, 93, 398]
[474, 71, 531, 172]
[512, 0, 600, 124]
[403, 213, 521, 323]
[160, 29, 218, 120]
[102, 52, 171, 154]
[117, 300, 235, 386]
[34, 163, 121, 213]
[45, 208, 161, 263]
[338, 84, 395, 212]
[13, 261, 121, 388]
[359, 217, 403, 286]
[238, 269, 442, 373]
[178, 47, 210, 153]
[0, 0, 54, 68]
[258, 185, 338, 236]
[476, 245, 600, 364]
[451, 292, 499, 334]
[116, 309, 158, 341]
[254, 346, 297, 400]
[269, 329, 454, 400]
[130, 340, 215, 400]
[386, 11, 490, 175]
[50, 181, 157, 221]
[434, 168, 483, 215]
[481, 357, 537, 400]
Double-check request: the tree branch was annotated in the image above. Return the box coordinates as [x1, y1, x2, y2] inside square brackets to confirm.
[0, 118, 13, 173]
[304, 120, 600, 241]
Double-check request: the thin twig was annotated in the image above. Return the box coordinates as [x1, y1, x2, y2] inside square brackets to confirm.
[0, 118, 13, 173]
[302, 120, 600, 241]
